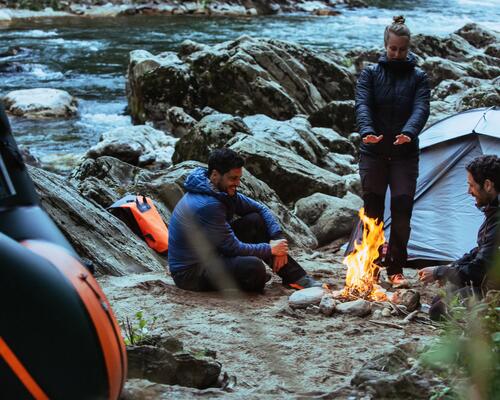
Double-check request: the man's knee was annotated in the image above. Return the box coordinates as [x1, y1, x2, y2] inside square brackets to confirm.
[239, 257, 267, 291]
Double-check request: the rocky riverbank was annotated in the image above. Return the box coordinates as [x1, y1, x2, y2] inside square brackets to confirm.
[2, 21, 498, 398]
[0, 0, 364, 21]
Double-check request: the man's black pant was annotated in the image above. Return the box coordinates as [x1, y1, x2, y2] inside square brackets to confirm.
[171, 212, 306, 292]
[359, 153, 419, 276]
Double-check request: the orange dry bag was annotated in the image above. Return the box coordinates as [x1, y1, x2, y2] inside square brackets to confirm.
[108, 195, 169, 254]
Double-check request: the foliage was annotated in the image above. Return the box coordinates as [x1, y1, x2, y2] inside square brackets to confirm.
[121, 311, 159, 346]
[421, 290, 500, 400]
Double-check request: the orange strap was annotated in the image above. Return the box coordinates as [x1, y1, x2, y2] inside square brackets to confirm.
[121, 197, 169, 253]
[0, 337, 49, 400]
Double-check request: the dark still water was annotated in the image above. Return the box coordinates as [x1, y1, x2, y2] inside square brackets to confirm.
[1, 0, 499, 171]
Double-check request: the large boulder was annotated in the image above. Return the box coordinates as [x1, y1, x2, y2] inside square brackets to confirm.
[3, 88, 77, 119]
[70, 156, 317, 249]
[455, 23, 500, 49]
[127, 36, 355, 124]
[29, 166, 165, 276]
[172, 113, 251, 164]
[308, 100, 357, 135]
[228, 134, 346, 204]
[86, 125, 178, 168]
[294, 191, 362, 246]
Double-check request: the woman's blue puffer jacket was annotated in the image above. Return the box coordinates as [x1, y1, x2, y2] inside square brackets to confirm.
[355, 53, 430, 158]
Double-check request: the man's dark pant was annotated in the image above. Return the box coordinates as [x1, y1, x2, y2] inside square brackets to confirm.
[359, 153, 419, 276]
[171, 212, 306, 292]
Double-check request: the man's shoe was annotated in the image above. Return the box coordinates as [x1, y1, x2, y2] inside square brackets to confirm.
[285, 275, 322, 290]
[387, 273, 410, 289]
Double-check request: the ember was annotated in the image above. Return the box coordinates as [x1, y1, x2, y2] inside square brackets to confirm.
[341, 208, 387, 301]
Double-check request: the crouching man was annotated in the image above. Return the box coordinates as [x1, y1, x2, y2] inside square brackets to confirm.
[168, 148, 321, 293]
[418, 155, 499, 318]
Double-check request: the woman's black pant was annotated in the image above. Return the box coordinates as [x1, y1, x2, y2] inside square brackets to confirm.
[171, 212, 306, 292]
[359, 153, 419, 275]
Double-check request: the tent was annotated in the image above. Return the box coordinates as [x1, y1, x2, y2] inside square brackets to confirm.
[386, 106, 500, 264]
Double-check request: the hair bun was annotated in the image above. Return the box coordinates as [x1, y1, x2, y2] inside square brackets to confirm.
[393, 15, 406, 25]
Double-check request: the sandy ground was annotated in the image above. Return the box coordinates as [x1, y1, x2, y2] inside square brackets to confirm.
[99, 249, 440, 399]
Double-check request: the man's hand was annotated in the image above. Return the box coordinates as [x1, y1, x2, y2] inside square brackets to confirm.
[270, 239, 288, 257]
[273, 255, 288, 273]
[394, 134, 411, 145]
[362, 134, 383, 144]
[418, 267, 436, 284]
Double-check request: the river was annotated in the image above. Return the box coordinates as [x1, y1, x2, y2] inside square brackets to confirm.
[1, 0, 499, 171]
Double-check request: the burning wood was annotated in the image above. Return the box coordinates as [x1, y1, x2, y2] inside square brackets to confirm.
[339, 208, 388, 301]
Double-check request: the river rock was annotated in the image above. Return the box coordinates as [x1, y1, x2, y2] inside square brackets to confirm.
[456, 83, 500, 111]
[392, 289, 420, 312]
[29, 165, 165, 276]
[86, 125, 178, 168]
[295, 191, 362, 245]
[455, 23, 500, 49]
[172, 113, 251, 164]
[127, 35, 355, 124]
[228, 134, 346, 203]
[288, 286, 326, 309]
[165, 106, 197, 137]
[319, 294, 337, 316]
[127, 345, 221, 389]
[335, 299, 371, 317]
[321, 152, 357, 175]
[311, 126, 356, 155]
[308, 100, 356, 136]
[3, 88, 77, 119]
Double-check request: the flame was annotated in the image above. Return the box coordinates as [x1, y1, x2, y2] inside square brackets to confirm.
[341, 208, 387, 301]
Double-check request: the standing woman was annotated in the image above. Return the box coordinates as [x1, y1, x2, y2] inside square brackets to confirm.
[355, 16, 430, 288]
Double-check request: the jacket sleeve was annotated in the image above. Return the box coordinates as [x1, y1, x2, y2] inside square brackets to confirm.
[434, 228, 497, 287]
[199, 200, 272, 258]
[355, 67, 376, 138]
[235, 194, 282, 239]
[401, 71, 430, 139]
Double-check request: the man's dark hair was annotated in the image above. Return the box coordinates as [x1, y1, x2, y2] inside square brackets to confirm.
[466, 155, 500, 191]
[208, 148, 244, 176]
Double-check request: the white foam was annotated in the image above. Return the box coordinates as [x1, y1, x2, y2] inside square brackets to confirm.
[6, 29, 58, 38]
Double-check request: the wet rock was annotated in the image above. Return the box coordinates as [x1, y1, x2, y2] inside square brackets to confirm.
[288, 286, 326, 309]
[311, 126, 356, 155]
[336, 299, 371, 317]
[308, 100, 356, 136]
[243, 114, 326, 164]
[86, 125, 178, 169]
[173, 113, 251, 164]
[319, 294, 337, 316]
[294, 191, 362, 246]
[485, 43, 500, 58]
[456, 83, 500, 111]
[455, 23, 500, 49]
[165, 106, 197, 138]
[228, 134, 346, 203]
[127, 345, 221, 389]
[392, 289, 420, 312]
[127, 36, 354, 124]
[381, 308, 392, 318]
[3, 88, 78, 119]
[29, 165, 165, 276]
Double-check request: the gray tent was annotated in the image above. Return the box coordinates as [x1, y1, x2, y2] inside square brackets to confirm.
[385, 106, 500, 264]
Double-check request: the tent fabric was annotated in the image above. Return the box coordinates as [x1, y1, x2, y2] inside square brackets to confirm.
[383, 106, 500, 263]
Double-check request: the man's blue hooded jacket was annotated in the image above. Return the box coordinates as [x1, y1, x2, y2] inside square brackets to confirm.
[168, 167, 282, 273]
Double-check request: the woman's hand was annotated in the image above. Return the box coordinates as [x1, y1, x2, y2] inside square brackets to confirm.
[362, 134, 383, 144]
[394, 134, 411, 145]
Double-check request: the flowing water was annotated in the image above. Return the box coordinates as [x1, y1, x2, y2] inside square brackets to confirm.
[0, 0, 499, 171]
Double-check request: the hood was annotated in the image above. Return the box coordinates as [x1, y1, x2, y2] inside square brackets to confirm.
[184, 167, 216, 195]
[378, 52, 417, 72]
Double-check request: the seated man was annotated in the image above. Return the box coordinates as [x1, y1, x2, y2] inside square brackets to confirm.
[168, 148, 321, 293]
[418, 155, 499, 317]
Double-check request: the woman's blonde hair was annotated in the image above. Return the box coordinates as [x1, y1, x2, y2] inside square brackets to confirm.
[384, 15, 411, 45]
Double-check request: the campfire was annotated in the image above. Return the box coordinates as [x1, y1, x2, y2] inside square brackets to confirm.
[339, 208, 388, 301]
